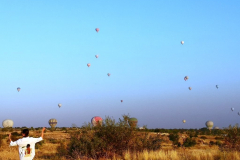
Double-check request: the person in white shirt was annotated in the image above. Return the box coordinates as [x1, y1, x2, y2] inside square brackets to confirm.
[9, 127, 46, 160]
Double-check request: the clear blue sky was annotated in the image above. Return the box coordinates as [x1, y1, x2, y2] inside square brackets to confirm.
[0, 0, 239, 129]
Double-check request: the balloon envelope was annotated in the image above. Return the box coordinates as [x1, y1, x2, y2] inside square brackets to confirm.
[87, 63, 91, 67]
[189, 87, 192, 90]
[128, 118, 138, 127]
[58, 103, 62, 108]
[2, 119, 14, 128]
[182, 120, 186, 123]
[91, 116, 103, 127]
[107, 73, 111, 76]
[181, 41, 184, 45]
[205, 121, 214, 130]
[95, 28, 99, 32]
[231, 108, 234, 111]
[49, 119, 57, 128]
[95, 55, 99, 58]
[121, 100, 123, 102]
[17, 87, 21, 92]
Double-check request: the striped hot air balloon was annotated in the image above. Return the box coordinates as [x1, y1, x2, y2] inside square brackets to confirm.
[91, 116, 103, 127]
[49, 119, 57, 128]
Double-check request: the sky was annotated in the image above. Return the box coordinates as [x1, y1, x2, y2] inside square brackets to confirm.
[0, 0, 239, 129]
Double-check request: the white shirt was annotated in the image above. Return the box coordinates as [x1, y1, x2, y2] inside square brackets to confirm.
[10, 137, 43, 160]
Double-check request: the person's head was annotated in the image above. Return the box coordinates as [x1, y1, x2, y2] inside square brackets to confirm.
[22, 129, 29, 137]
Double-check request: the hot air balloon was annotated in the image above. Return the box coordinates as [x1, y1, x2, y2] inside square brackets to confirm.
[95, 55, 99, 58]
[238, 112, 240, 116]
[95, 28, 99, 33]
[87, 63, 91, 67]
[17, 87, 21, 92]
[49, 119, 57, 128]
[184, 76, 189, 81]
[205, 121, 214, 130]
[128, 118, 138, 128]
[121, 100, 123, 103]
[182, 120, 186, 123]
[58, 103, 62, 108]
[189, 87, 192, 90]
[107, 73, 111, 77]
[231, 108, 234, 111]
[181, 41, 184, 45]
[216, 85, 218, 89]
[214, 127, 219, 130]
[91, 116, 103, 127]
[2, 119, 14, 128]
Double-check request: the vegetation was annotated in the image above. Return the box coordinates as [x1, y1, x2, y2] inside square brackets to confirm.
[68, 116, 161, 159]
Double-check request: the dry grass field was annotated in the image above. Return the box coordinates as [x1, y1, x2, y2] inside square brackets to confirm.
[0, 130, 239, 160]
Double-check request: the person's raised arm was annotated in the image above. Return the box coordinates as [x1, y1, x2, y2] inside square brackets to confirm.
[41, 127, 46, 139]
[9, 133, 18, 146]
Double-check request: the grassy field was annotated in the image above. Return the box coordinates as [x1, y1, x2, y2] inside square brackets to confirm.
[0, 130, 239, 160]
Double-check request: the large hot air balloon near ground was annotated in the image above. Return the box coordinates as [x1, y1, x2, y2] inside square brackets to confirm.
[128, 118, 138, 127]
[2, 119, 14, 128]
[181, 41, 184, 45]
[95, 55, 99, 58]
[95, 28, 99, 33]
[87, 63, 91, 67]
[58, 103, 62, 108]
[205, 121, 214, 130]
[182, 120, 186, 123]
[91, 116, 103, 127]
[49, 119, 57, 128]
[17, 87, 21, 92]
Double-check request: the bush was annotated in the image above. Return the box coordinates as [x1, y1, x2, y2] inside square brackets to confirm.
[67, 115, 161, 159]
[220, 124, 240, 151]
[183, 137, 196, 147]
[169, 133, 179, 146]
[35, 140, 44, 149]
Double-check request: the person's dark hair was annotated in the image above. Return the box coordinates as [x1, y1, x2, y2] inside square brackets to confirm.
[22, 129, 29, 137]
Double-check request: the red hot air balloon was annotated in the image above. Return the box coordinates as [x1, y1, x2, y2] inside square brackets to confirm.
[87, 63, 91, 67]
[121, 100, 123, 103]
[91, 116, 103, 127]
[95, 55, 99, 58]
[95, 28, 99, 33]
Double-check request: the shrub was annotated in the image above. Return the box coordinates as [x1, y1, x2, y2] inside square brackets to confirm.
[183, 137, 197, 147]
[220, 124, 240, 151]
[67, 115, 161, 159]
[169, 133, 179, 146]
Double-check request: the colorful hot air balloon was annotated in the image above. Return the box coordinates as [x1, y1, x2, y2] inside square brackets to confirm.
[17, 87, 21, 92]
[95, 28, 99, 33]
[128, 118, 138, 128]
[58, 103, 62, 108]
[87, 63, 91, 67]
[189, 87, 192, 90]
[95, 55, 99, 58]
[91, 116, 103, 127]
[49, 119, 57, 128]
[181, 41, 184, 45]
[107, 73, 111, 77]
[121, 100, 123, 103]
[205, 121, 214, 130]
[2, 119, 14, 128]
[231, 108, 234, 111]
[182, 120, 186, 123]
[184, 76, 189, 81]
